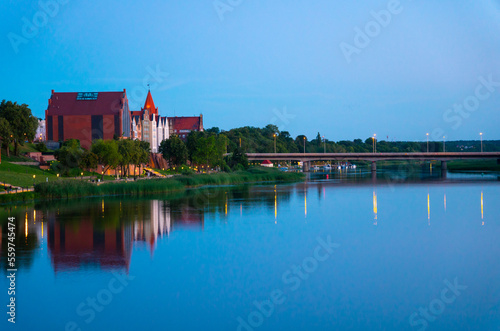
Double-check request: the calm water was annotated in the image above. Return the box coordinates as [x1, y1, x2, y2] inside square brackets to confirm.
[1, 168, 500, 331]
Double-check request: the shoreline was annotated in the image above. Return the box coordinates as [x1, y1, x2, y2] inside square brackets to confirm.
[0, 168, 304, 205]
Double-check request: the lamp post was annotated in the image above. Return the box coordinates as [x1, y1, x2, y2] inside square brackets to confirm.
[81, 172, 84, 181]
[303, 136, 306, 154]
[480, 133, 483, 152]
[273, 134, 277, 153]
[443, 136, 446, 153]
[426, 133, 429, 153]
[372, 134, 377, 153]
[323, 136, 326, 153]
[32, 175, 35, 187]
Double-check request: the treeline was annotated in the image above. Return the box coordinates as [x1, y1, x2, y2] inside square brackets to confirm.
[0, 100, 38, 156]
[157, 124, 500, 172]
[159, 133, 247, 171]
[53, 138, 150, 178]
[203, 125, 500, 154]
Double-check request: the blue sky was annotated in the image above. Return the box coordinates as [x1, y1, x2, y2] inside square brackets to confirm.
[1, 0, 499, 141]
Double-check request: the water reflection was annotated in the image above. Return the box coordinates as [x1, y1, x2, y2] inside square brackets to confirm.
[0, 170, 495, 277]
[481, 190, 484, 225]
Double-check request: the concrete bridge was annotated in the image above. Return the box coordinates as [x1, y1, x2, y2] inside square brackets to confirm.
[245, 152, 500, 172]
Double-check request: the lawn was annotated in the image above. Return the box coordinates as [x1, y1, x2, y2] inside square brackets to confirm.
[0, 161, 59, 187]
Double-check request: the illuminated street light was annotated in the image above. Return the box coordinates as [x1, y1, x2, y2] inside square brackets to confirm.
[303, 136, 306, 154]
[426, 133, 429, 153]
[372, 134, 377, 153]
[480, 132, 483, 152]
[273, 134, 277, 153]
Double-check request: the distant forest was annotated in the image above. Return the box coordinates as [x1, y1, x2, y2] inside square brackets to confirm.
[202, 125, 500, 154]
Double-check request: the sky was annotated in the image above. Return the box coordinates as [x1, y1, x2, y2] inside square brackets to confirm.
[1, 0, 500, 141]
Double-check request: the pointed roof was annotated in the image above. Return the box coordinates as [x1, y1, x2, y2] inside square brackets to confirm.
[142, 90, 158, 115]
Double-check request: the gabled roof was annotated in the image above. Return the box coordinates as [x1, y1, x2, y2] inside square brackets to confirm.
[46, 90, 127, 116]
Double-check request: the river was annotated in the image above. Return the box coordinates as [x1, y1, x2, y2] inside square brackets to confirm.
[1, 167, 499, 330]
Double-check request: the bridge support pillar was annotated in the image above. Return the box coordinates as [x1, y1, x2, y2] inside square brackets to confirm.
[302, 161, 310, 172]
[371, 161, 377, 172]
[441, 161, 447, 178]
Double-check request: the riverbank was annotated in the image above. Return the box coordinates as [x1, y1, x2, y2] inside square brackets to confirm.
[1, 167, 304, 203]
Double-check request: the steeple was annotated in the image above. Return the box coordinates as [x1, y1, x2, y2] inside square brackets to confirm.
[142, 90, 158, 115]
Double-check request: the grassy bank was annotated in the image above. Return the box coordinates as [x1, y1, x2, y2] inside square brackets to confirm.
[0, 161, 58, 187]
[33, 167, 304, 200]
[443, 160, 500, 172]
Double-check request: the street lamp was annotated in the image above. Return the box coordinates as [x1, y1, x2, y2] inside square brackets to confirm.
[443, 136, 446, 153]
[372, 134, 377, 153]
[33, 174, 35, 186]
[323, 136, 326, 153]
[81, 172, 84, 180]
[426, 133, 429, 153]
[273, 134, 277, 153]
[480, 132, 483, 152]
[303, 136, 306, 154]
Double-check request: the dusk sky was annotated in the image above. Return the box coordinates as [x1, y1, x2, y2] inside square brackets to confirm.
[1, 0, 499, 141]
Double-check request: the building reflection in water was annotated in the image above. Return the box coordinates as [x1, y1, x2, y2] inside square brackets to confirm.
[47, 214, 133, 273]
[27, 198, 206, 273]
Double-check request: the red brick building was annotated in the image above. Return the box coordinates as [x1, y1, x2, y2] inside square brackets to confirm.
[45, 90, 131, 149]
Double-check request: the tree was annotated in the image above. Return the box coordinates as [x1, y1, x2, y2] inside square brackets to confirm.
[315, 132, 322, 146]
[0, 100, 38, 155]
[0, 118, 12, 157]
[159, 135, 187, 168]
[80, 150, 98, 174]
[55, 139, 84, 170]
[118, 139, 135, 177]
[91, 140, 121, 180]
[229, 147, 248, 170]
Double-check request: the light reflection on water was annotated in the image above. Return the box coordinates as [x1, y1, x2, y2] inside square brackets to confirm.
[1, 169, 500, 330]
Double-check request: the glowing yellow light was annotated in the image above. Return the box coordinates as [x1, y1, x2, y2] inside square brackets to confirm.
[481, 191, 484, 221]
[427, 193, 430, 223]
[25, 217, 28, 238]
[373, 191, 378, 221]
[102, 200, 105, 213]
[274, 185, 277, 221]
[41, 221, 44, 238]
[33, 210, 36, 223]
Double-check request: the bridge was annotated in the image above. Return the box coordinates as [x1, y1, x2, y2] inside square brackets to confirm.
[245, 152, 500, 172]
